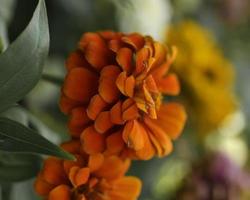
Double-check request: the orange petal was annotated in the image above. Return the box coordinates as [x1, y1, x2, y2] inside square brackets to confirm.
[78, 32, 113, 70]
[135, 126, 155, 160]
[34, 173, 54, 196]
[42, 158, 67, 185]
[151, 42, 166, 68]
[99, 31, 123, 40]
[151, 61, 170, 80]
[145, 75, 159, 93]
[109, 39, 125, 52]
[110, 101, 124, 124]
[75, 167, 90, 186]
[68, 166, 91, 187]
[124, 75, 135, 97]
[156, 103, 187, 139]
[99, 65, 121, 103]
[81, 126, 105, 154]
[122, 103, 139, 121]
[105, 131, 125, 155]
[59, 94, 83, 114]
[122, 33, 145, 50]
[88, 153, 104, 172]
[63, 67, 98, 102]
[63, 154, 85, 175]
[68, 107, 91, 137]
[122, 120, 145, 150]
[94, 111, 113, 133]
[66, 50, 91, 71]
[87, 94, 108, 120]
[61, 140, 81, 154]
[94, 156, 130, 180]
[122, 98, 135, 111]
[144, 117, 173, 156]
[48, 185, 71, 200]
[135, 47, 150, 75]
[158, 74, 180, 95]
[105, 177, 142, 200]
[116, 48, 133, 73]
[116, 71, 127, 96]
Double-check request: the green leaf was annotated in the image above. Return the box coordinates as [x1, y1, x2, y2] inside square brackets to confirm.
[0, 117, 74, 160]
[0, 0, 49, 113]
[0, 152, 41, 183]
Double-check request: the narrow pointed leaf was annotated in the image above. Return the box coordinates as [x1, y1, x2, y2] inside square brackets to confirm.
[0, 117, 74, 160]
[0, 0, 49, 113]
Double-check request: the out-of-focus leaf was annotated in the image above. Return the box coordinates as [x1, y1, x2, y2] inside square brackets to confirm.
[0, 0, 49, 113]
[0, 37, 3, 53]
[0, 152, 41, 183]
[0, 118, 74, 160]
[0, 0, 16, 49]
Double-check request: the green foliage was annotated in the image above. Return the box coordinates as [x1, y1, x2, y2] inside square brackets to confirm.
[0, 117, 74, 160]
[0, 152, 41, 183]
[0, 0, 49, 113]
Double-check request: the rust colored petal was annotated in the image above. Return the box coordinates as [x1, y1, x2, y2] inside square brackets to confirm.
[69, 167, 90, 187]
[110, 101, 124, 124]
[78, 32, 113, 70]
[144, 117, 173, 156]
[63, 154, 85, 175]
[122, 120, 145, 151]
[87, 94, 108, 120]
[34, 173, 54, 196]
[61, 140, 81, 154]
[88, 153, 104, 172]
[105, 131, 125, 155]
[124, 75, 135, 97]
[66, 50, 91, 71]
[94, 111, 114, 133]
[122, 33, 145, 50]
[81, 126, 105, 154]
[135, 47, 150, 75]
[42, 158, 67, 185]
[104, 177, 142, 200]
[99, 65, 121, 103]
[158, 74, 180, 95]
[116, 71, 127, 96]
[48, 185, 71, 200]
[94, 156, 130, 180]
[109, 39, 125, 52]
[59, 94, 83, 114]
[68, 107, 91, 137]
[122, 103, 139, 121]
[63, 67, 98, 102]
[156, 103, 187, 139]
[116, 48, 133, 73]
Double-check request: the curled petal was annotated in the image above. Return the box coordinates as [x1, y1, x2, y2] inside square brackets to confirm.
[144, 117, 173, 156]
[116, 48, 133, 73]
[116, 71, 128, 96]
[87, 95, 108, 120]
[156, 103, 187, 139]
[69, 167, 90, 187]
[122, 120, 145, 150]
[125, 75, 135, 97]
[78, 32, 113, 70]
[122, 103, 139, 121]
[110, 101, 124, 124]
[34, 173, 54, 196]
[158, 74, 180, 95]
[94, 111, 113, 133]
[122, 33, 145, 50]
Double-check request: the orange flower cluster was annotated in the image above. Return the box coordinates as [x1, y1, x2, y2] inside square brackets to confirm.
[35, 140, 141, 200]
[60, 31, 186, 160]
[35, 31, 186, 200]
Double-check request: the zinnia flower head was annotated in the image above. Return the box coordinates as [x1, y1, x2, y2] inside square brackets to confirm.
[34, 140, 141, 200]
[60, 31, 186, 160]
[167, 21, 237, 135]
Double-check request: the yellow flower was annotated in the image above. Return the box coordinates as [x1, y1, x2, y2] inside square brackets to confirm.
[167, 21, 237, 136]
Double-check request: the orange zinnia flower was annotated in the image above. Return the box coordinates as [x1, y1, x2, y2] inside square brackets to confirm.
[34, 140, 141, 200]
[60, 31, 187, 160]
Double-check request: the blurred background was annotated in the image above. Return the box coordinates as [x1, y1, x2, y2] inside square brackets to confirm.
[1, 0, 250, 199]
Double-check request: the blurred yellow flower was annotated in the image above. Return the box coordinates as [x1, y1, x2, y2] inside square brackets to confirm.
[167, 21, 237, 136]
